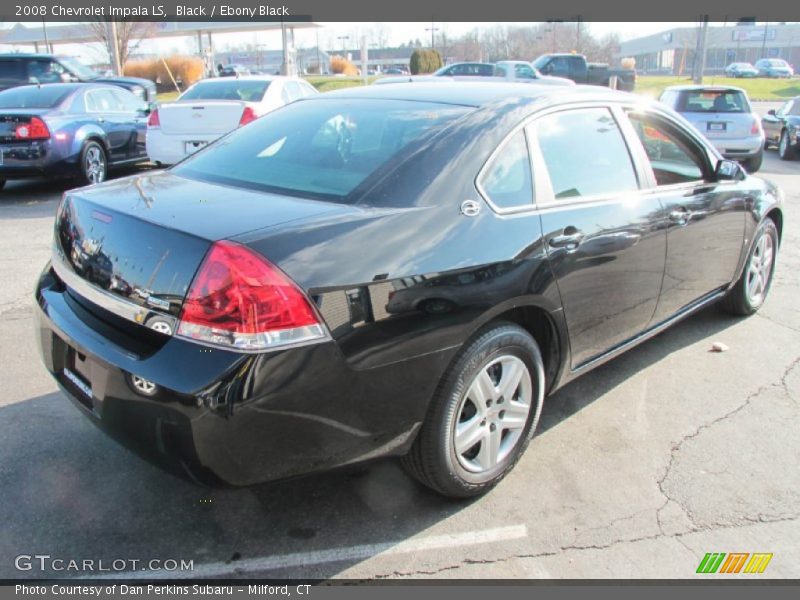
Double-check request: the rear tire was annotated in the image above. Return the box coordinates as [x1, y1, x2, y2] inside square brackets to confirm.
[720, 218, 778, 316]
[77, 141, 107, 186]
[743, 150, 763, 173]
[401, 322, 545, 498]
[779, 130, 797, 160]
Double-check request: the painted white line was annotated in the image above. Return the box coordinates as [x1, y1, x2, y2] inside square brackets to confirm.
[102, 524, 528, 579]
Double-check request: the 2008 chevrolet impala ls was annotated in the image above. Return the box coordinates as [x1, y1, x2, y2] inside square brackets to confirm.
[35, 83, 783, 498]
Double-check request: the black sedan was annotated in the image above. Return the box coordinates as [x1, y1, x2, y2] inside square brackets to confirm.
[35, 83, 783, 498]
[0, 83, 150, 190]
[762, 96, 800, 160]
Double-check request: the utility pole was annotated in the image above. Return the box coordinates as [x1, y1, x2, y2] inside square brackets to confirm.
[41, 17, 50, 53]
[425, 20, 439, 51]
[692, 17, 708, 83]
[760, 21, 769, 59]
[107, 21, 122, 75]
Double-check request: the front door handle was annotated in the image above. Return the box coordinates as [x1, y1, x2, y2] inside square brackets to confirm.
[669, 207, 692, 226]
[549, 227, 585, 250]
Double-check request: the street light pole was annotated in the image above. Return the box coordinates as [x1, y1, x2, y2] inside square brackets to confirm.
[337, 35, 349, 55]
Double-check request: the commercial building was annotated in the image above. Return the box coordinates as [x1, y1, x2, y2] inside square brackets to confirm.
[617, 22, 800, 75]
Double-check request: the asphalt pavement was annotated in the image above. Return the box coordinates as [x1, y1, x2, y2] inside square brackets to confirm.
[0, 106, 798, 580]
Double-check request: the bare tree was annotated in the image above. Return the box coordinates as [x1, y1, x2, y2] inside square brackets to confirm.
[86, 20, 158, 69]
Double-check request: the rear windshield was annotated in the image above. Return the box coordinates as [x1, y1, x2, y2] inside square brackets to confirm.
[173, 99, 469, 201]
[0, 86, 71, 108]
[677, 90, 750, 113]
[180, 80, 270, 102]
[764, 59, 789, 67]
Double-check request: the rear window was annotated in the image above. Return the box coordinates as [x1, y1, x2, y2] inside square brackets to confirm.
[180, 80, 270, 102]
[0, 60, 22, 79]
[0, 86, 71, 108]
[173, 99, 469, 201]
[678, 90, 750, 113]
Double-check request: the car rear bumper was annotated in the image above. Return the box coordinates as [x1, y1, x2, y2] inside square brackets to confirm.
[708, 135, 764, 159]
[35, 264, 433, 486]
[0, 141, 75, 179]
[146, 130, 223, 166]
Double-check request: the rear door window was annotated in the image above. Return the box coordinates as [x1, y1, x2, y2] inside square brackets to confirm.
[532, 107, 639, 201]
[477, 130, 534, 211]
[0, 60, 22, 80]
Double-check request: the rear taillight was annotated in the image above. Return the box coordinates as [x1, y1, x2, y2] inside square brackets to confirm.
[15, 117, 50, 140]
[751, 119, 762, 135]
[176, 241, 326, 351]
[239, 106, 257, 126]
[147, 108, 160, 129]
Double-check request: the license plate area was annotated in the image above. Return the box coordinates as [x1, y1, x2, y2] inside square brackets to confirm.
[184, 141, 207, 154]
[706, 122, 726, 135]
[64, 348, 93, 408]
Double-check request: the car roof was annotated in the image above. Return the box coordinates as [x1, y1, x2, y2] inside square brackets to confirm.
[318, 81, 628, 108]
[0, 53, 59, 59]
[0, 82, 120, 94]
[193, 76, 285, 82]
[663, 84, 748, 93]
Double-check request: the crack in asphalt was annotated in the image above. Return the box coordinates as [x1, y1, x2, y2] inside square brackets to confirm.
[369, 357, 800, 579]
[755, 312, 800, 334]
[368, 515, 800, 578]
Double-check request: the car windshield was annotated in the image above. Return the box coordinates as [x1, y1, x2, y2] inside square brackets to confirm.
[180, 80, 270, 102]
[58, 56, 98, 80]
[678, 90, 750, 113]
[531, 56, 550, 70]
[173, 99, 470, 202]
[0, 86, 71, 108]
[765, 59, 789, 67]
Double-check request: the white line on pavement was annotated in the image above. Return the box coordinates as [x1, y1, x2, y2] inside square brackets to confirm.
[100, 524, 529, 579]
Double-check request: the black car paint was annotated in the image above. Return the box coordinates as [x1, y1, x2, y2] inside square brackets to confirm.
[35, 84, 783, 486]
[762, 96, 800, 154]
[0, 54, 157, 102]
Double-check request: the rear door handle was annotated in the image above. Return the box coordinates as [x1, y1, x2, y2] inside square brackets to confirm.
[549, 227, 585, 250]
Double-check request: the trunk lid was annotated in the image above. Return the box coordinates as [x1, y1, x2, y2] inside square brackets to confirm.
[157, 101, 247, 135]
[53, 171, 353, 317]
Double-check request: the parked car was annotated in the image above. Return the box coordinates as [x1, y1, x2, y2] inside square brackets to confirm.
[762, 96, 800, 160]
[531, 53, 636, 91]
[723, 62, 759, 78]
[375, 63, 573, 86]
[384, 68, 406, 75]
[0, 83, 149, 190]
[754, 58, 794, 78]
[146, 76, 317, 166]
[658, 85, 765, 172]
[0, 54, 157, 102]
[218, 64, 251, 77]
[434, 62, 496, 77]
[35, 83, 783, 498]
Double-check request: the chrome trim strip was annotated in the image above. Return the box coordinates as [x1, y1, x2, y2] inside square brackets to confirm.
[51, 247, 179, 334]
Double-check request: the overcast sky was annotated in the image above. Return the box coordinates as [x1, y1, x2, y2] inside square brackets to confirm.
[0, 21, 699, 61]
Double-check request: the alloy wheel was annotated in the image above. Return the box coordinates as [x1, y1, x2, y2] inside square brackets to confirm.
[746, 232, 774, 308]
[454, 355, 532, 473]
[84, 146, 106, 184]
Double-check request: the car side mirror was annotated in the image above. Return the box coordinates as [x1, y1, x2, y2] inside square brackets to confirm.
[767, 109, 776, 116]
[715, 159, 745, 181]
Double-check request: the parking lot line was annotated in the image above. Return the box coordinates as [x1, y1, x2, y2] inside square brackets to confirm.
[104, 525, 529, 579]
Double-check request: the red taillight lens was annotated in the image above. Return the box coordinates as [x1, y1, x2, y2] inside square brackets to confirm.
[147, 108, 160, 128]
[239, 106, 257, 126]
[176, 241, 325, 351]
[15, 117, 50, 140]
[751, 119, 761, 135]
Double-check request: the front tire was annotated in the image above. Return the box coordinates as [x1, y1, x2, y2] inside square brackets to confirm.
[743, 150, 763, 173]
[78, 141, 107, 186]
[401, 322, 545, 498]
[779, 130, 797, 160]
[720, 218, 778, 316]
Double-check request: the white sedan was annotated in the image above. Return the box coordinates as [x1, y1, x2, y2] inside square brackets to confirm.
[146, 76, 317, 166]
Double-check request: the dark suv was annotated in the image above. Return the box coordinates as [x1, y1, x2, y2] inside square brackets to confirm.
[0, 54, 156, 103]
